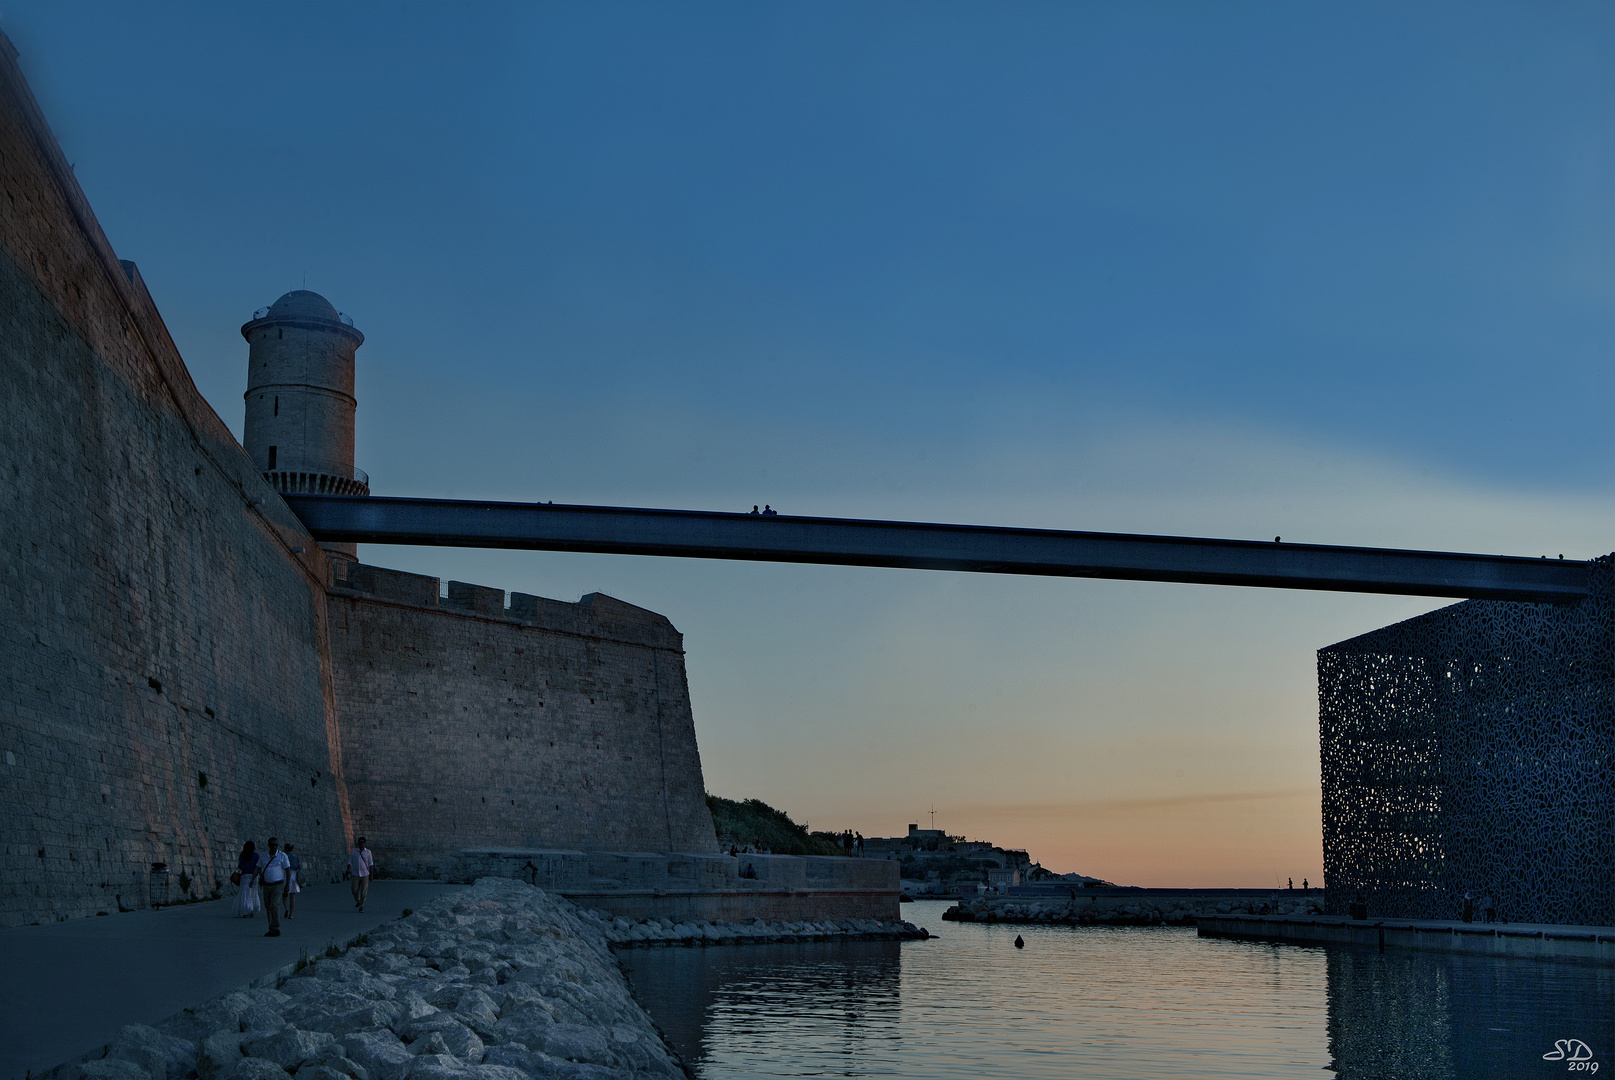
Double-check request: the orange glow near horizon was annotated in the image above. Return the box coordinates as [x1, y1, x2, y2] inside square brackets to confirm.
[939, 790, 1322, 888]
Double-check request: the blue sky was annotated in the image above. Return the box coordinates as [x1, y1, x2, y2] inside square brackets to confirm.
[7, 2, 1613, 884]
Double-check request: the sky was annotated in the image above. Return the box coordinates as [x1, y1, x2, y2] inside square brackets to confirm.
[5, 1, 1614, 886]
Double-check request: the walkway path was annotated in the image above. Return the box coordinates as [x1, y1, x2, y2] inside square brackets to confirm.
[0, 880, 464, 1080]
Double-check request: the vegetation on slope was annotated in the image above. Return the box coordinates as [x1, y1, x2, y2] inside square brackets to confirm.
[706, 794, 845, 856]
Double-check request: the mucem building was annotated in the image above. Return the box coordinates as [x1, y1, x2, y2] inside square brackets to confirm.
[1319, 556, 1615, 925]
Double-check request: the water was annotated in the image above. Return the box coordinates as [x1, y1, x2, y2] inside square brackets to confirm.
[620, 900, 1615, 1079]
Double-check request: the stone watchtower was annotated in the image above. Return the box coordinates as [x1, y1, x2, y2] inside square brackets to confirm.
[242, 290, 368, 566]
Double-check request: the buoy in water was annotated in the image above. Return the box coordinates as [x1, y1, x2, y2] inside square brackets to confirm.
[1014, 935, 1025, 948]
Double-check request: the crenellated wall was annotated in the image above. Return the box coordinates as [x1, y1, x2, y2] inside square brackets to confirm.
[0, 36, 352, 925]
[0, 33, 719, 928]
[326, 564, 719, 875]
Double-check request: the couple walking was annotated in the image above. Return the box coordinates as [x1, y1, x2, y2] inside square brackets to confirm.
[229, 836, 301, 937]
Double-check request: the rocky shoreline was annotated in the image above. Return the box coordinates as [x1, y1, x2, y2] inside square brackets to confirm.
[50, 878, 930, 1080]
[943, 894, 1324, 927]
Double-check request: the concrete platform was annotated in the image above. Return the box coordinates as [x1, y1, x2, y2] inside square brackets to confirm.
[453, 849, 902, 922]
[0, 880, 464, 1080]
[1197, 913, 1615, 963]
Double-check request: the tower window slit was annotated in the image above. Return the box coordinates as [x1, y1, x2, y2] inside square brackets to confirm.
[267, 446, 277, 470]
[273, 396, 278, 416]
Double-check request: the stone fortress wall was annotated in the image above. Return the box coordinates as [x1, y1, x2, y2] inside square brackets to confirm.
[328, 564, 717, 874]
[0, 39, 352, 925]
[0, 34, 720, 927]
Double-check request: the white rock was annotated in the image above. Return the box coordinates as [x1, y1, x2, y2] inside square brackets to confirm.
[196, 1030, 244, 1080]
[105, 1024, 197, 1080]
[339, 1031, 413, 1080]
[243, 1027, 337, 1069]
[224, 1059, 289, 1080]
[72, 1060, 153, 1080]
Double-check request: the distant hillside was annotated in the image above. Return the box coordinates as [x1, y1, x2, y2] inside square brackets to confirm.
[707, 795, 844, 856]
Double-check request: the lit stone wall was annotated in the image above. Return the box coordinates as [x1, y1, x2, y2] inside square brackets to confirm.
[1318, 556, 1615, 925]
[0, 43, 352, 926]
[327, 566, 719, 875]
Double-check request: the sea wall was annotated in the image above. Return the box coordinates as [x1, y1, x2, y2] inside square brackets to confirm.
[327, 567, 718, 873]
[454, 848, 902, 922]
[0, 36, 351, 926]
[943, 890, 1321, 927]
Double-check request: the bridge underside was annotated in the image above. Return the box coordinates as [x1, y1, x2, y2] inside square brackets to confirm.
[284, 495, 1589, 603]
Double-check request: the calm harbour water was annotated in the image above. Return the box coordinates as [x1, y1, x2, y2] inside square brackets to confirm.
[620, 900, 1615, 1080]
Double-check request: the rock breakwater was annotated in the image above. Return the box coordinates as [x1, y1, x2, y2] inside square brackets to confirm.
[55, 879, 686, 1080]
[48, 879, 934, 1080]
[597, 915, 929, 947]
[944, 894, 1323, 927]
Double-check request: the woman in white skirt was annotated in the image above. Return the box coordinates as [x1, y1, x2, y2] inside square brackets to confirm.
[230, 840, 261, 917]
[282, 843, 301, 919]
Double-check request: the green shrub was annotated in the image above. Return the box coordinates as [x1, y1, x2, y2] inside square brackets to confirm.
[707, 795, 844, 856]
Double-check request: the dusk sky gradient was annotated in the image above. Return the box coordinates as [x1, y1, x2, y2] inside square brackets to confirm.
[6, 2, 1614, 885]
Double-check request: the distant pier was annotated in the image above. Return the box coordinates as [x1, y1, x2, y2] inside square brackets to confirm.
[1196, 913, 1615, 963]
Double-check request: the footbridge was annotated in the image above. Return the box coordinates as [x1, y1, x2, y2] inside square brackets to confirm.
[283, 494, 1587, 602]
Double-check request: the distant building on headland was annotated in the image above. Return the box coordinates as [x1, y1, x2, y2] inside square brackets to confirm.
[861, 823, 1102, 897]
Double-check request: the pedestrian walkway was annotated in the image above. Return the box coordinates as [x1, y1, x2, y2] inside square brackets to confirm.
[0, 879, 465, 1080]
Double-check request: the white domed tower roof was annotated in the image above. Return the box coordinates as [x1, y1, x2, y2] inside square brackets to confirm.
[269, 289, 341, 320]
[242, 290, 363, 345]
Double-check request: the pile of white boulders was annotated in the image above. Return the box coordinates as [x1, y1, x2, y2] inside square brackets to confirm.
[595, 914, 928, 947]
[57, 879, 689, 1080]
[943, 895, 1325, 927]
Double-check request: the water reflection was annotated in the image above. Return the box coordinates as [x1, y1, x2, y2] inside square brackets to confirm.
[1325, 947, 1615, 1080]
[620, 903, 1615, 1079]
[621, 939, 903, 1075]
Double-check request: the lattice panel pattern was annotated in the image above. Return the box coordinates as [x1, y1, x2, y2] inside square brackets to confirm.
[1318, 556, 1615, 925]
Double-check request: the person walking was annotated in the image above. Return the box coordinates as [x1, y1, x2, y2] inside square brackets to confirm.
[348, 836, 373, 911]
[230, 841, 260, 918]
[259, 837, 289, 937]
[282, 843, 301, 919]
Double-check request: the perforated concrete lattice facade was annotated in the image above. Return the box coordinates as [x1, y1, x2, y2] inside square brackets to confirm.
[1319, 556, 1615, 925]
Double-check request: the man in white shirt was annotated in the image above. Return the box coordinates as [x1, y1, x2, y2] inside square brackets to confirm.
[348, 836, 373, 911]
[259, 836, 290, 937]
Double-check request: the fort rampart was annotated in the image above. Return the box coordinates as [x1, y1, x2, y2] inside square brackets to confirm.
[0, 40, 351, 924]
[328, 565, 716, 873]
[0, 37, 719, 927]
